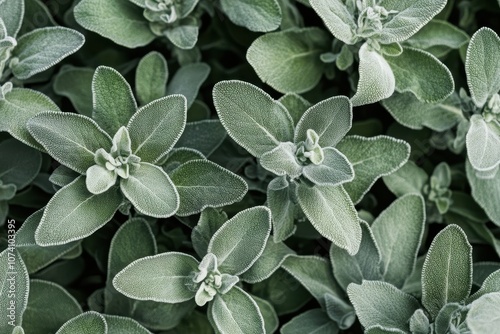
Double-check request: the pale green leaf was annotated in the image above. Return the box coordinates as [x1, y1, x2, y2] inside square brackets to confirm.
[211, 286, 265, 334]
[23, 280, 82, 334]
[466, 114, 500, 173]
[466, 160, 500, 225]
[372, 194, 425, 288]
[252, 295, 279, 334]
[213, 80, 294, 158]
[351, 43, 395, 107]
[278, 93, 311, 126]
[246, 27, 329, 94]
[421, 225, 472, 318]
[56, 311, 107, 334]
[11, 27, 84, 80]
[302, 147, 354, 186]
[405, 20, 469, 57]
[74, 0, 155, 48]
[113, 252, 198, 303]
[0, 0, 24, 37]
[347, 281, 420, 332]
[35, 176, 122, 246]
[170, 159, 247, 216]
[337, 135, 410, 204]
[208, 206, 271, 275]
[136, 51, 168, 106]
[0, 88, 61, 150]
[120, 162, 179, 218]
[382, 161, 428, 197]
[296, 183, 361, 255]
[174, 120, 226, 157]
[240, 240, 294, 283]
[468, 269, 500, 302]
[102, 314, 152, 334]
[294, 95, 352, 147]
[260, 142, 303, 178]
[127, 95, 187, 163]
[467, 292, 500, 334]
[465, 27, 500, 107]
[309, 0, 356, 45]
[27, 111, 112, 174]
[92, 66, 137, 135]
[220, 0, 281, 32]
[281, 255, 343, 308]
[378, 0, 447, 43]
[385, 47, 454, 103]
[165, 24, 198, 50]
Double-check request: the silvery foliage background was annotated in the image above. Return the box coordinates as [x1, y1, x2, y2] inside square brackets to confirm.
[0, 0, 500, 333]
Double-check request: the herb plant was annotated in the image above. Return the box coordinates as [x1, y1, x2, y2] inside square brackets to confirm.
[0, 0, 500, 333]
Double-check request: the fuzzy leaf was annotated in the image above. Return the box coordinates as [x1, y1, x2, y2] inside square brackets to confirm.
[113, 252, 198, 303]
[0, 0, 24, 37]
[278, 94, 311, 126]
[347, 281, 420, 332]
[213, 80, 294, 158]
[74, 0, 155, 48]
[166, 63, 210, 109]
[337, 135, 410, 204]
[208, 206, 271, 276]
[247, 28, 329, 94]
[382, 161, 427, 197]
[211, 286, 265, 334]
[0, 88, 60, 149]
[11, 27, 84, 80]
[466, 161, 500, 225]
[136, 51, 168, 106]
[330, 221, 382, 290]
[378, 0, 447, 44]
[219, 0, 281, 32]
[253, 295, 279, 334]
[170, 159, 247, 216]
[260, 142, 303, 178]
[421, 225, 472, 318]
[302, 147, 354, 186]
[56, 311, 107, 334]
[23, 280, 82, 334]
[351, 43, 395, 107]
[35, 176, 122, 246]
[127, 95, 187, 163]
[294, 95, 352, 147]
[102, 314, 152, 334]
[309, 0, 356, 45]
[467, 292, 500, 334]
[191, 208, 228, 257]
[27, 112, 112, 174]
[384, 48, 454, 103]
[165, 25, 198, 50]
[282, 255, 343, 307]
[297, 183, 361, 255]
[465, 27, 500, 107]
[92, 66, 137, 135]
[120, 162, 179, 218]
[405, 20, 469, 57]
[466, 115, 500, 173]
[372, 194, 425, 288]
[240, 240, 294, 283]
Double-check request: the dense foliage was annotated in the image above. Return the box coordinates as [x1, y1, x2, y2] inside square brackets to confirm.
[1, 0, 500, 333]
